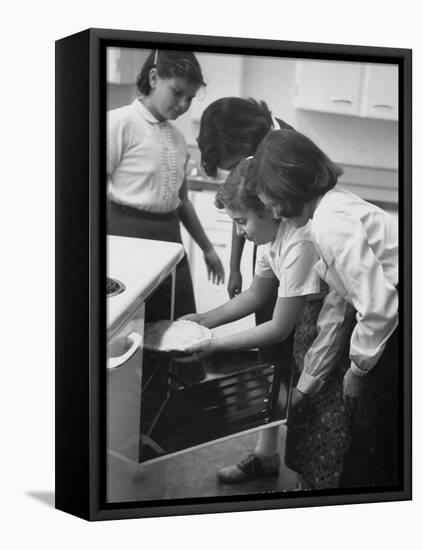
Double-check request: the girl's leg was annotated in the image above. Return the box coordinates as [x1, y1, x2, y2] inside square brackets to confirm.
[255, 426, 280, 458]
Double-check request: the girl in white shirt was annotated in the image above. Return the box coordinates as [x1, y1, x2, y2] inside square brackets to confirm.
[251, 129, 399, 489]
[197, 98, 295, 367]
[181, 158, 333, 484]
[107, 49, 224, 323]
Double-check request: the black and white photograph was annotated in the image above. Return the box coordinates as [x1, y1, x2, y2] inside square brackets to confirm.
[5, 0, 420, 545]
[103, 40, 408, 507]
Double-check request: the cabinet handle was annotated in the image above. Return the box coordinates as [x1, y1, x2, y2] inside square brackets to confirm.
[331, 98, 353, 104]
[213, 243, 227, 249]
[372, 104, 393, 109]
[107, 332, 142, 370]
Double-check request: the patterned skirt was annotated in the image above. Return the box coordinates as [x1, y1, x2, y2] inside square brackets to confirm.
[285, 299, 354, 490]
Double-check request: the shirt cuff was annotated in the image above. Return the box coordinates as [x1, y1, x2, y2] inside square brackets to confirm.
[350, 361, 368, 377]
[255, 271, 275, 279]
[296, 371, 325, 395]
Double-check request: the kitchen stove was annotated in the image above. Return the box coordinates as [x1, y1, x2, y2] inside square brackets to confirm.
[106, 236, 184, 502]
[106, 276, 126, 297]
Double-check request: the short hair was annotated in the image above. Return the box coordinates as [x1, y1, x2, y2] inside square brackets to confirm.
[136, 49, 206, 95]
[215, 158, 267, 216]
[249, 129, 343, 218]
[197, 97, 292, 177]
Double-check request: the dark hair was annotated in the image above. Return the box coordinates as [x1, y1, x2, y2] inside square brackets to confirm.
[249, 129, 343, 218]
[197, 97, 293, 177]
[136, 49, 206, 95]
[215, 158, 267, 216]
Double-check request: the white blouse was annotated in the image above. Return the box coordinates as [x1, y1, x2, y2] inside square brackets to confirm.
[107, 99, 188, 213]
[297, 188, 399, 395]
[255, 219, 322, 298]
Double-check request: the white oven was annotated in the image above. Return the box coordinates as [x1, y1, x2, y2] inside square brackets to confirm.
[106, 236, 183, 503]
[106, 307, 145, 501]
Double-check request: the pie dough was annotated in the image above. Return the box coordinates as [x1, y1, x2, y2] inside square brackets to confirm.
[143, 320, 211, 353]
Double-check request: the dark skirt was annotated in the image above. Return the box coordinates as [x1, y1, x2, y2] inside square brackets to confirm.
[285, 299, 354, 490]
[340, 326, 400, 489]
[107, 200, 204, 384]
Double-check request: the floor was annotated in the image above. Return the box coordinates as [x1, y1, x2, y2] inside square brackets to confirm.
[162, 425, 298, 500]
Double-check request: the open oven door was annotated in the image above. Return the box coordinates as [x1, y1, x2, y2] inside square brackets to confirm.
[138, 350, 295, 465]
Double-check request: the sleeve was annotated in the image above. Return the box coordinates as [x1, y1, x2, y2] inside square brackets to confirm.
[298, 212, 398, 394]
[297, 288, 355, 394]
[254, 246, 276, 279]
[279, 239, 321, 297]
[107, 109, 129, 176]
[327, 213, 398, 376]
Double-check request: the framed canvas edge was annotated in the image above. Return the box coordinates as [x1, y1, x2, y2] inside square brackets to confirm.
[55, 27, 412, 522]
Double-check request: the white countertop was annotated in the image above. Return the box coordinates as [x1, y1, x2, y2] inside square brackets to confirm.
[107, 236, 184, 339]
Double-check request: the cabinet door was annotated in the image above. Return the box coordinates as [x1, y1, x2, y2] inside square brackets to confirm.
[295, 60, 363, 116]
[360, 64, 398, 121]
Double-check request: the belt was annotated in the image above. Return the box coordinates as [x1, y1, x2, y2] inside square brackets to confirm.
[108, 201, 178, 221]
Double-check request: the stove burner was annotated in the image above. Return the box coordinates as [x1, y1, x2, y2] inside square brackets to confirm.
[107, 277, 126, 297]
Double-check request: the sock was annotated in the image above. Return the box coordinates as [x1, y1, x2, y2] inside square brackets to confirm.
[254, 426, 279, 458]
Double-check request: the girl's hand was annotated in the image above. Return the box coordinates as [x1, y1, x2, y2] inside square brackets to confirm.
[174, 338, 215, 363]
[203, 248, 225, 285]
[290, 387, 307, 408]
[343, 367, 366, 401]
[227, 269, 242, 298]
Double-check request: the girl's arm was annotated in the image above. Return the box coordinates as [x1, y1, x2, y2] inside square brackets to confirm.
[299, 212, 398, 397]
[209, 295, 305, 353]
[182, 275, 305, 356]
[227, 224, 245, 298]
[183, 274, 277, 329]
[107, 110, 127, 175]
[178, 181, 225, 284]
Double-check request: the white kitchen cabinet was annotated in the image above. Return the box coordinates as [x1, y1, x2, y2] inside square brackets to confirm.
[295, 60, 363, 116]
[360, 64, 398, 120]
[182, 189, 255, 337]
[294, 60, 398, 121]
[107, 47, 147, 84]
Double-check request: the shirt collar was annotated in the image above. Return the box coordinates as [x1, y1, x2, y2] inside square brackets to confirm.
[271, 117, 281, 130]
[132, 98, 161, 124]
[268, 220, 286, 254]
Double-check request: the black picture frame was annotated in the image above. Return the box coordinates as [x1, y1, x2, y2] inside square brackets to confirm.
[55, 27, 412, 521]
